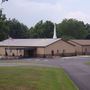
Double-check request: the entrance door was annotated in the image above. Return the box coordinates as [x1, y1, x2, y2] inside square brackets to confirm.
[27, 49, 34, 57]
[24, 48, 36, 58]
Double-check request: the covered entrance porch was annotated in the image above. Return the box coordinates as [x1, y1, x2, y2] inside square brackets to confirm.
[24, 48, 37, 58]
[4, 47, 37, 58]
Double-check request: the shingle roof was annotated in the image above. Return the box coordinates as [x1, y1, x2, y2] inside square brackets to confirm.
[69, 40, 90, 46]
[0, 38, 61, 47]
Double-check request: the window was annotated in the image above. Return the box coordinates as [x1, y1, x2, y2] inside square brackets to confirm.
[5, 51, 8, 56]
[63, 49, 65, 53]
[12, 53, 15, 56]
[10, 49, 12, 53]
[19, 50, 22, 53]
[62, 49, 65, 56]
[51, 50, 54, 56]
[57, 50, 59, 55]
[85, 48, 87, 55]
[57, 50, 59, 53]
[85, 48, 87, 52]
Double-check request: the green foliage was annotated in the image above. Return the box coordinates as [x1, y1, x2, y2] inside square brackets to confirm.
[28, 19, 90, 39]
[57, 19, 88, 39]
[7, 19, 28, 39]
[85, 62, 90, 65]
[0, 9, 9, 41]
[0, 8, 90, 40]
[85, 24, 90, 39]
[0, 9, 29, 41]
[61, 35, 74, 41]
[29, 20, 54, 38]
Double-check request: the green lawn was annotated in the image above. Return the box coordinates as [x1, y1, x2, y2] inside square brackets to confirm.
[0, 66, 78, 90]
[85, 62, 90, 65]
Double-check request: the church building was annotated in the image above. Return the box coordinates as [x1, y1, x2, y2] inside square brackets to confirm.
[0, 24, 77, 58]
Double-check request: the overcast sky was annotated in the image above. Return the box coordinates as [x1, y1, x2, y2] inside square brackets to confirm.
[1, 0, 90, 27]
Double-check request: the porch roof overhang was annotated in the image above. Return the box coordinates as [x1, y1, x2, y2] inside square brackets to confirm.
[5, 47, 36, 50]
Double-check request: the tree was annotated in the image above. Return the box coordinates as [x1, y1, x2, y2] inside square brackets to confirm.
[0, 9, 29, 41]
[29, 20, 54, 38]
[85, 24, 90, 39]
[57, 19, 88, 39]
[0, 9, 90, 41]
[0, 9, 9, 41]
[7, 19, 29, 39]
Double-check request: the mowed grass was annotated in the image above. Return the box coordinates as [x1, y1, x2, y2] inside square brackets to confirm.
[0, 66, 78, 90]
[85, 62, 90, 65]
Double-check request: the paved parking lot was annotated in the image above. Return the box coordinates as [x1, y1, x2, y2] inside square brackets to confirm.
[0, 56, 90, 90]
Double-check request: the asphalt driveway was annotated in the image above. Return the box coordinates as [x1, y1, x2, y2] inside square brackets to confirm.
[0, 56, 90, 90]
[59, 57, 90, 90]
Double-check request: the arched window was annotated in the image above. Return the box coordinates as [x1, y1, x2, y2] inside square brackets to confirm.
[85, 48, 87, 55]
[57, 50, 59, 53]
[63, 49, 65, 53]
[12, 53, 15, 56]
[57, 50, 59, 55]
[10, 49, 12, 53]
[62, 49, 65, 56]
[51, 50, 54, 56]
[85, 48, 87, 52]
[5, 51, 8, 56]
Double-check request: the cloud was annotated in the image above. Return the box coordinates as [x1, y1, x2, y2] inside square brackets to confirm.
[2, 0, 90, 27]
[26, 0, 60, 3]
[3, 0, 63, 27]
[65, 11, 90, 23]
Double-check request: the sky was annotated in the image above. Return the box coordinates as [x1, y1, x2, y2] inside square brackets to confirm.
[1, 0, 90, 28]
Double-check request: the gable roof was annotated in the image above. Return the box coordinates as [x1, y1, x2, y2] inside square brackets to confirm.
[69, 40, 90, 46]
[0, 38, 61, 47]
